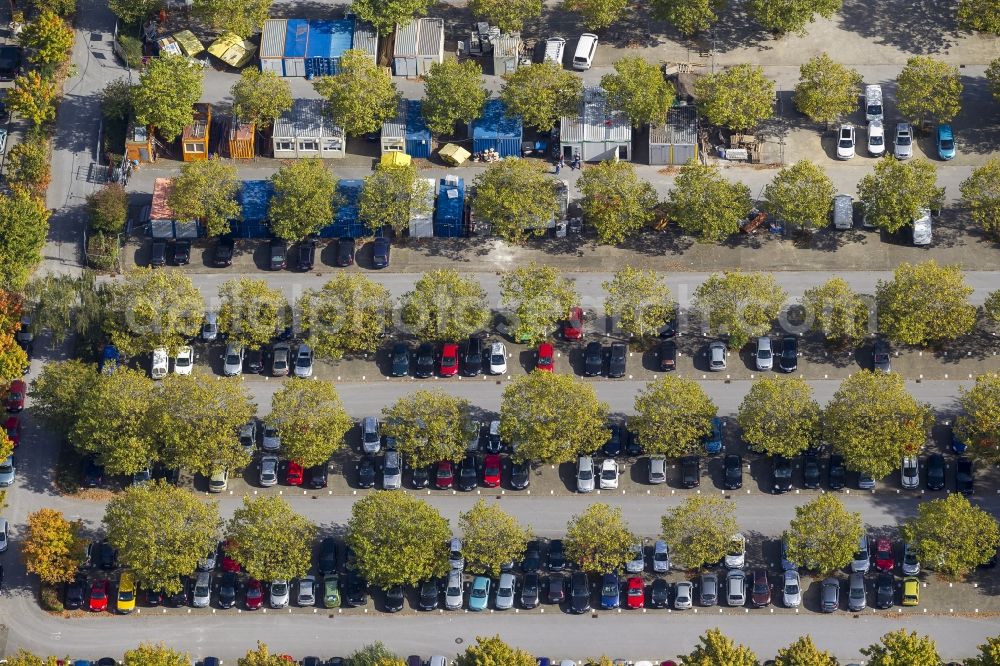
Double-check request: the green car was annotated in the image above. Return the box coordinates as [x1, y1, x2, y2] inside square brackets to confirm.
[323, 574, 341, 608]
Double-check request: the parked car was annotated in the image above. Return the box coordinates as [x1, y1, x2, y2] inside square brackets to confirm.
[848, 572, 867, 611]
[600, 572, 620, 609]
[873, 338, 891, 373]
[245, 347, 264, 374]
[323, 574, 341, 609]
[894, 122, 913, 159]
[903, 542, 920, 575]
[223, 343, 244, 377]
[875, 572, 894, 609]
[782, 570, 801, 608]
[724, 454, 743, 489]
[548, 540, 566, 571]
[208, 468, 228, 493]
[828, 454, 846, 489]
[751, 569, 771, 607]
[117, 570, 137, 614]
[867, 120, 885, 156]
[151, 347, 168, 380]
[699, 573, 718, 607]
[488, 341, 507, 375]
[569, 572, 590, 613]
[708, 341, 727, 371]
[926, 453, 945, 491]
[4, 379, 25, 413]
[547, 573, 566, 605]
[269, 579, 289, 608]
[572, 33, 598, 70]
[150, 240, 167, 267]
[293, 343, 314, 378]
[213, 235, 234, 267]
[462, 336, 484, 376]
[625, 543, 644, 574]
[837, 124, 856, 159]
[902, 576, 920, 606]
[583, 341, 603, 377]
[680, 455, 700, 488]
[599, 458, 619, 489]
[482, 453, 501, 487]
[285, 461, 304, 486]
[468, 576, 490, 611]
[648, 455, 667, 485]
[937, 124, 956, 160]
[414, 342, 436, 378]
[335, 237, 355, 267]
[563, 307, 584, 339]
[89, 579, 110, 612]
[361, 416, 381, 455]
[657, 340, 676, 372]
[65, 575, 86, 610]
[726, 570, 746, 607]
[576, 456, 595, 493]
[307, 463, 328, 489]
[956, 456, 974, 495]
[510, 461, 530, 490]
[418, 579, 438, 611]
[218, 571, 238, 609]
[802, 453, 820, 489]
[672, 580, 692, 610]
[772, 456, 793, 493]
[779, 335, 798, 372]
[652, 540, 670, 573]
[445, 570, 463, 610]
[820, 577, 840, 612]
[371, 237, 391, 269]
[704, 417, 724, 454]
[650, 578, 669, 608]
[725, 534, 746, 569]
[536, 343, 555, 372]
[439, 343, 459, 377]
[390, 342, 410, 377]
[259, 456, 278, 487]
[627, 576, 646, 609]
[269, 239, 287, 270]
[201, 313, 219, 341]
[173, 346, 194, 375]
[193, 571, 212, 608]
[852, 534, 871, 573]
[458, 453, 478, 491]
[434, 460, 454, 489]
[755, 336, 773, 371]
[271, 342, 290, 376]
[0, 455, 16, 487]
[520, 572, 539, 609]
[901, 455, 919, 489]
[608, 343, 627, 378]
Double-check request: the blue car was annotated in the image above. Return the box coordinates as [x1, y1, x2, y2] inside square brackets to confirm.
[599, 572, 620, 609]
[468, 575, 490, 611]
[99, 344, 121, 375]
[952, 430, 968, 454]
[703, 417, 723, 454]
[937, 124, 955, 160]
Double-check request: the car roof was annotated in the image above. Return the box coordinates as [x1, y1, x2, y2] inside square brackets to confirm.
[938, 124, 953, 137]
[442, 343, 458, 353]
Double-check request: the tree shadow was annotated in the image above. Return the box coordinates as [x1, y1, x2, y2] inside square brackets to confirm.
[838, 0, 960, 55]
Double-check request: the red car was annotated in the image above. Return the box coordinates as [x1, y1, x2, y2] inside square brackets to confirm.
[483, 453, 501, 487]
[435, 460, 454, 489]
[245, 578, 263, 610]
[874, 538, 894, 572]
[4, 415, 20, 449]
[89, 579, 109, 612]
[563, 307, 584, 340]
[286, 461, 304, 486]
[5, 379, 25, 413]
[626, 576, 644, 609]
[221, 541, 242, 573]
[439, 343, 459, 376]
[535, 343, 555, 372]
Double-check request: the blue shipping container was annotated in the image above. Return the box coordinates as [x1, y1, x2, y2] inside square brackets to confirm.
[471, 99, 523, 158]
[284, 19, 309, 58]
[240, 180, 274, 223]
[434, 177, 465, 238]
[304, 18, 354, 79]
[405, 100, 432, 158]
[321, 179, 369, 238]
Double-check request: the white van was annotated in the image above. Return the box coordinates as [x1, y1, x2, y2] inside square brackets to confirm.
[572, 33, 598, 71]
[544, 36, 566, 66]
[864, 85, 883, 122]
[833, 194, 853, 230]
[912, 208, 932, 246]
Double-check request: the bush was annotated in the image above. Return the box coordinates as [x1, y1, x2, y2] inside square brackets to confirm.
[40, 584, 64, 611]
[86, 232, 120, 271]
[6, 132, 51, 195]
[86, 183, 127, 234]
[100, 78, 134, 121]
[116, 33, 143, 69]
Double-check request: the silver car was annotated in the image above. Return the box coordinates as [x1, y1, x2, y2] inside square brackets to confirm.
[223, 343, 244, 377]
[726, 570, 746, 607]
[821, 577, 840, 613]
[901, 455, 919, 489]
[894, 122, 913, 159]
[361, 416, 381, 454]
[297, 576, 316, 607]
[201, 312, 218, 342]
[852, 534, 870, 573]
[271, 342, 290, 376]
[293, 343, 314, 378]
[259, 456, 278, 487]
[782, 569, 801, 608]
[699, 573, 718, 606]
[576, 456, 594, 493]
[445, 570, 463, 610]
[192, 571, 211, 608]
[848, 572, 866, 611]
[448, 537, 464, 571]
[625, 543, 644, 574]
[382, 451, 402, 490]
[648, 455, 666, 484]
[652, 540, 670, 573]
[902, 542, 920, 575]
[673, 581, 693, 610]
[262, 423, 280, 452]
[270, 579, 289, 608]
[708, 341, 727, 371]
[495, 573, 516, 610]
[754, 336, 773, 371]
[0, 455, 15, 487]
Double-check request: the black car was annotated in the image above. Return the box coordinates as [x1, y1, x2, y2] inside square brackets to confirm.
[335, 237, 355, 267]
[602, 423, 623, 457]
[166, 579, 188, 607]
[872, 338, 891, 373]
[779, 335, 798, 372]
[269, 239, 287, 270]
[650, 578, 669, 608]
[371, 237, 390, 269]
[213, 235, 234, 267]
[547, 573, 565, 604]
[658, 340, 677, 372]
[0, 45, 24, 81]
[569, 572, 590, 613]
[521, 572, 540, 608]
[318, 538, 338, 575]
[64, 575, 86, 610]
[411, 465, 430, 489]
[458, 454, 478, 491]
[96, 541, 117, 570]
[548, 540, 566, 571]
[357, 455, 376, 488]
[802, 453, 820, 489]
[875, 572, 894, 609]
[344, 571, 367, 607]
[307, 464, 329, 489]
[145, 588, 164, 607]
[772, 456, 793, 493]
[484, 424, 502, 454]
[522, 541, 542, 572]
[510, 461, 530, 490]
[298, 238, 317, 271]
[150, 239, 167, 267]
[414, 342, 435, 378]
[218, 571, 238, 609]
[828, 454, 846, 490]
[583, 341, 603, 377]
[625, 429, 643, 456]
[956, 456, 974, 495]
[926, 453, 945, 491]
[723, 453, 742, 490]
[418, 580, 438, 610]
[384, 585, 405, 612]
[463, 336, 484, 376]
[390, 342, 410, 377]
[173, 239, 191, 266]
[608, 342, 627, 378]
[680, 455, 700, 488]
[245, 347, 264, 374]
[82, 457, 105, 488]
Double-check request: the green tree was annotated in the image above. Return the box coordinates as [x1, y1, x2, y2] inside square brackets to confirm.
[123, 644, 191, 666]
[218, 277, 289, 349]
[100, 77, 135, 121]
[167, 158, 241, 238]
[774, 635, 838, 666]
[695, 64, 774, 132]
[347, 492, 450, 588]
[602, 266, 675, 339]
[763, 160, 836, 231]
[500, 61, 584, 131]
[269, 158, 338, 240]
[399, 269, 491, 342]
[959, 0, 1000, 33]
[0, 188, 51, 289]
[896, 56, 963, 126]
[347, 643, 403, 666]
[23, 508, 87, 585]
[456, 636, 537, 666]
[231, 68, 293, 127]
[350, 0, 432, 35]
[468, 0, 540, 31]
[693, 271, 788, 350]
[359, 162, 432, 235]
[667, 161, 753, 243]
[225, 496, 316, 582]
[562, 0, 628, 28]
[876, 260, 976, 346]
[747, 0, 842, 35]
[956, 374, 1000, 462]
[266, 379, 352, 467]
[499, 263, 578, 345]
[988, 58, 1000, 102]
[237, 643, 291, 666]
[192, 0, 271, 38]
[25, 272, 104, 349]
[381, 390, 472, 467]
[460, 500, 531, 577]
[70, 369, 157, 475]
[679, 628, 759, 666]
[579, 161, 659, 244]
[737, 377, 821, 457]
[824, 370, 933, 478]
[102, 268, 205, 356]
[902, 493, 1000, 578]
[600, 57, 674, 126]
[960, 159, 1000, 240]
[987, 290, 1000, 327]
[861, 630, 939, 666]
[793, 53, 863, 125]
[19, 10, 74, 71]
[0, 337, 27, 386]
[104, 481, 220, 594]
[422, 59, 489, 136]
[28, 360, 96, 436]
[132, 54, 204, 142]
[108, 0, 162, 24]
[6, 71, 57, 127]
[967, 636, 1000, 666]
[660, 496, 739, 569]
[564, 503, 635, 574]
[6, 131, 51, 196]
[471, 159, 561, 244]
[86, 183, 128, 235]
[313, 50, 400, 136]
[651, 0, 725, 35]
[298, 274, 393, 360]
[784, 494, 862, 572]
[632, 376, 716, 457]
[150, 374, 255, 475]
[500, 372, 609, 463]
[801, 277, 872, 346]
[4, 651, 65, 666]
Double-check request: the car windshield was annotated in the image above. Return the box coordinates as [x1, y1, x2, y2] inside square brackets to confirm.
[272, 582, 287, 594]
[758, 349, 771, 359]
[579, 469, 592, 480]
[439, 467, 452, 478]
[92, 587, 106, 599]
[297, 355, 310, 368]
[486, 463, 499, 475]
[785, 582, 798, 594]
[601, 468, 615, 479]
[175, 354, 190, 367]
[851, 586, 864, 598]
[775, 465, 791, 479]
[655, 551, 667, 562]
[602, 582, 616, 595]
[226, 352, 240, 365]
[120, 589, 134, 601]
[195, 583, 209, 596]
[447, 584, 460, 595]
[904, 463, 917, 475]
[898, 134, 911, 145]
[471, 585, 486, 599]
[754, 581, 767, 593]
[941, 138, 954, 149]
[0, 461, 12, 473]
[870, 135, 883, 145]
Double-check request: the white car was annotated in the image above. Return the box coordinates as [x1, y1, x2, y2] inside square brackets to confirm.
[836, 124, 856, 159]
[867, 120, 885, 156]
[0, 455, 15, 487]
[489, 341, 507, 375]
[0, 518, 8, 553]
[598, 458, 619, 489]
[270, 579, 289, 608]
[894, 122, 913, 159]
[259, 456, 279, 487]
[445, 569, 463, 610]
[653, 540, 670, 573]
[725, 533, 746, 569]
[754, 336, 772, 372]
[572, 33, 598, 70]
[576, 456, 595, 493]
[673, 581, 693, 610]
[625, 543, 644, 574]
[208, 468, 228, 493]
[495, 573, 515, 610]
[262, 423, 280, 452]
[448, 537, 464, 571]
[151, 347, 168, 380]
[901, 455, 919, 489]
[293, 343, 314, 378]
[902, 542, 920, 575]
[173, 345, 194, 375]
[297, 576, 316, 606]
[782, 569, 801, 608]
[222, 343, 244, 377]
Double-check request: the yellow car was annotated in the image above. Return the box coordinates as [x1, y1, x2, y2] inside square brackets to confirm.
[117, 570, 136, 614]
[902, 576, 919, 606]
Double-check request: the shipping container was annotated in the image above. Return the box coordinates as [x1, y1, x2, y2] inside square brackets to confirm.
[237, 180, 274, 238]
[393, 18, 443, 77]
[405, 100, 432, 158]
[272, 99, 345, 159]
[559, 87, 631, 162]
[648, 106, 697, 166]
[471, 98, 523, 158]
[259, 19, 287, 74]
[409, 177, 436, 237]
[304, 18, 353, 79]
[381, 99, 406, 154]
[181, 103, 211, 162]
[320, 179, 367, 238]
[283, 19, 309, 77]
[352, 19, 378, 63]
[434, 176, 465, 238]
[491, 32, 520, 75]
